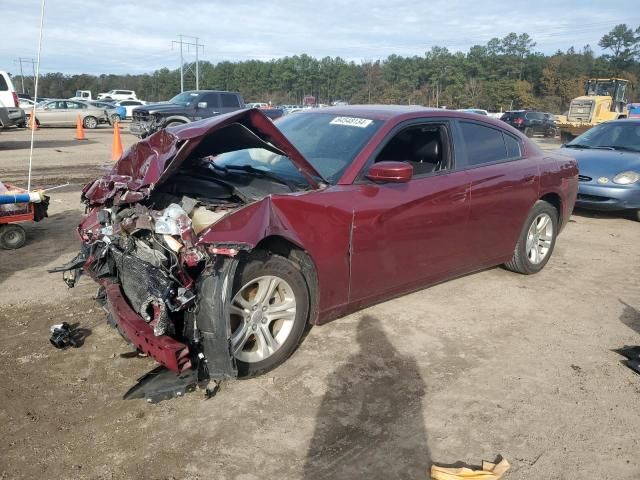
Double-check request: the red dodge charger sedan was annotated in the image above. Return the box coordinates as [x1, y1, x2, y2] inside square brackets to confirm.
[55, 106, 578, 381]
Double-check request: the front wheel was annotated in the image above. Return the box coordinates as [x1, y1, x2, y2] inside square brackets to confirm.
[504, 200, 558, 274]
[164, 121, 185, 128]
[83, 116, 98, 129]
[0, 224, 27, 249]
[229, 253, 310, 377]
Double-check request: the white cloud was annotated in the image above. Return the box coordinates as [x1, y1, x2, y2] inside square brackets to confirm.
[1, 0, 638, 74]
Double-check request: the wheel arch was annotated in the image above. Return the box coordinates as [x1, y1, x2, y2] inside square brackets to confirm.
[254, 235, 321, 326]
[539, 191, 563, 225]
[163, 116, 191, 126]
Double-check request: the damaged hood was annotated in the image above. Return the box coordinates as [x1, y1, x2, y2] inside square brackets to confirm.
[84, 108, 324, 205]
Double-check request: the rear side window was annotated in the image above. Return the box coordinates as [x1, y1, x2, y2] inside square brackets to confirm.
[0, 75, 7, 91]
[525, 112, 544, 120]
[459, 122, 508, 166]
[504, 134, 521, 158]
[221, 93, 240, 108]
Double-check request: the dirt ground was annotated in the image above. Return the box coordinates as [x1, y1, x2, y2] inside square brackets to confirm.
[1, 127, 639, 480]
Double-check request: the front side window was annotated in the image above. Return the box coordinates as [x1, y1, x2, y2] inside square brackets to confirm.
[200, 93, 220, 107]
[374, 123, 451, 176]
[221, 93, 240, 108]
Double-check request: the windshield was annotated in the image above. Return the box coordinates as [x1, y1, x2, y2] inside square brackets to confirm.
[169, 92, 199, 106]
[210, 113, 384, 184]
[568, 122, 640, 152]
[586, 81, 614, 97]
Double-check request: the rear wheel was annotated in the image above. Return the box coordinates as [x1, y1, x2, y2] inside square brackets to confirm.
[83, 116, 98, 129]
[229, 253, 309, 377]
[524, 127, 534, 137]
[504, 200, 558, 274]
[0, 224, 27, 249]
[111, 114, 121, 123]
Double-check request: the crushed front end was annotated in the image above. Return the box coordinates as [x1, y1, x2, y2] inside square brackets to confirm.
[55, 195, 243, 378]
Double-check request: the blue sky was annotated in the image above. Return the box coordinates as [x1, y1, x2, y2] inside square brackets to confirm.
[2, 0, 639, 75]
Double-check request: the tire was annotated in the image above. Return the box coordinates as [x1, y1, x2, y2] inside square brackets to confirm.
[83, 116, 98, 129]
[635, 210, 640, 222]
[111, 114, 121, 123]
[0, 224, 27, 249]
[504, 200, 558, 274]
[229, 253, 310, 377]
[524, 127, 534, 137]
[164, 121, 184, 128]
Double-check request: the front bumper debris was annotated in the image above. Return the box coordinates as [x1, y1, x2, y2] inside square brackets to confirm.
[103, 281, 191, 372]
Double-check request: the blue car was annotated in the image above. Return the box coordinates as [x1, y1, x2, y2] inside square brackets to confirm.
[561, 119, 640, 220]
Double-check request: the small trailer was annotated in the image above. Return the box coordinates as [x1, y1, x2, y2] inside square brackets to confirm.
[0, 183, 49, 249]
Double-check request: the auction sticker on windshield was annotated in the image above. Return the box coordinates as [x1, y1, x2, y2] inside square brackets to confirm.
[330, 117, 374, 128]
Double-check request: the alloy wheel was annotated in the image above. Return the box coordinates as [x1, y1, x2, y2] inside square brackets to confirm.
[229, 275, 297, 363]
[526, 213, 553, 264]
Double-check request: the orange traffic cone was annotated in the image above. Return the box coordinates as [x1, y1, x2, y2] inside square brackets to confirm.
[75, 115, 86, 140]
[111, 120, 123, 161]
[28, 113, 38, 130]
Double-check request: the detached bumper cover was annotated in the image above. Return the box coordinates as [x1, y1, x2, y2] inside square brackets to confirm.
[103, 281, 191, 372]
[576, 183, 640, 210]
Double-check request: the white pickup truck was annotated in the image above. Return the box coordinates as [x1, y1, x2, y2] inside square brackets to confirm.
[0, 70, 26, 130]
[97, 89, 137, 101]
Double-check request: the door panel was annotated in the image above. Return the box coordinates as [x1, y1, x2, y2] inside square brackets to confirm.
[349, 170, 470, 302]
[466, 159, 539, 264]
[39, 102, 66, 124]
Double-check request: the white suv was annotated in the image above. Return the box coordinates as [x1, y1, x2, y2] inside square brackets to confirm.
[0, 70, 25, 129]
[97, 89, 137, 101]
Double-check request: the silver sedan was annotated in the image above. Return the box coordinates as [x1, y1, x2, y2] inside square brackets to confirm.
[28, 100, 109, 128]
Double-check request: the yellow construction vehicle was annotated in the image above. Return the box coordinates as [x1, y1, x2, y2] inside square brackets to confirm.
[556, 78, 630, 143]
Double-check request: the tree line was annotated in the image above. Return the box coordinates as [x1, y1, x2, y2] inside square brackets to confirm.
[10, 24, 640, 114]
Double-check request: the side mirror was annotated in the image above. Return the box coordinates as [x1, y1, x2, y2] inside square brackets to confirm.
[197, 102, 208, 109]
[366, 161, 413, 183]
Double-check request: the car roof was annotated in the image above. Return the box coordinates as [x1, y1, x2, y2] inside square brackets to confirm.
[294, 105, 514, 129]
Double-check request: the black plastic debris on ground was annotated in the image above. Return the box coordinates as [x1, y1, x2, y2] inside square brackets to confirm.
[49, 322, 91, 349]
[614, 346, 640, 375]
[123, 366, 199, 403]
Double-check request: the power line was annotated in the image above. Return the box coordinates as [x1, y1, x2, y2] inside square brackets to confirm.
[172, 35, 205, 92]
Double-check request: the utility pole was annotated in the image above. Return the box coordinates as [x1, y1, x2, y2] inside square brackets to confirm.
[15, 58, 36, 94]
[17, 58, 25, 93]
[195, 37, 199, 90]
[172, 35, 205, 92]
[179, 35, 184, 92]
